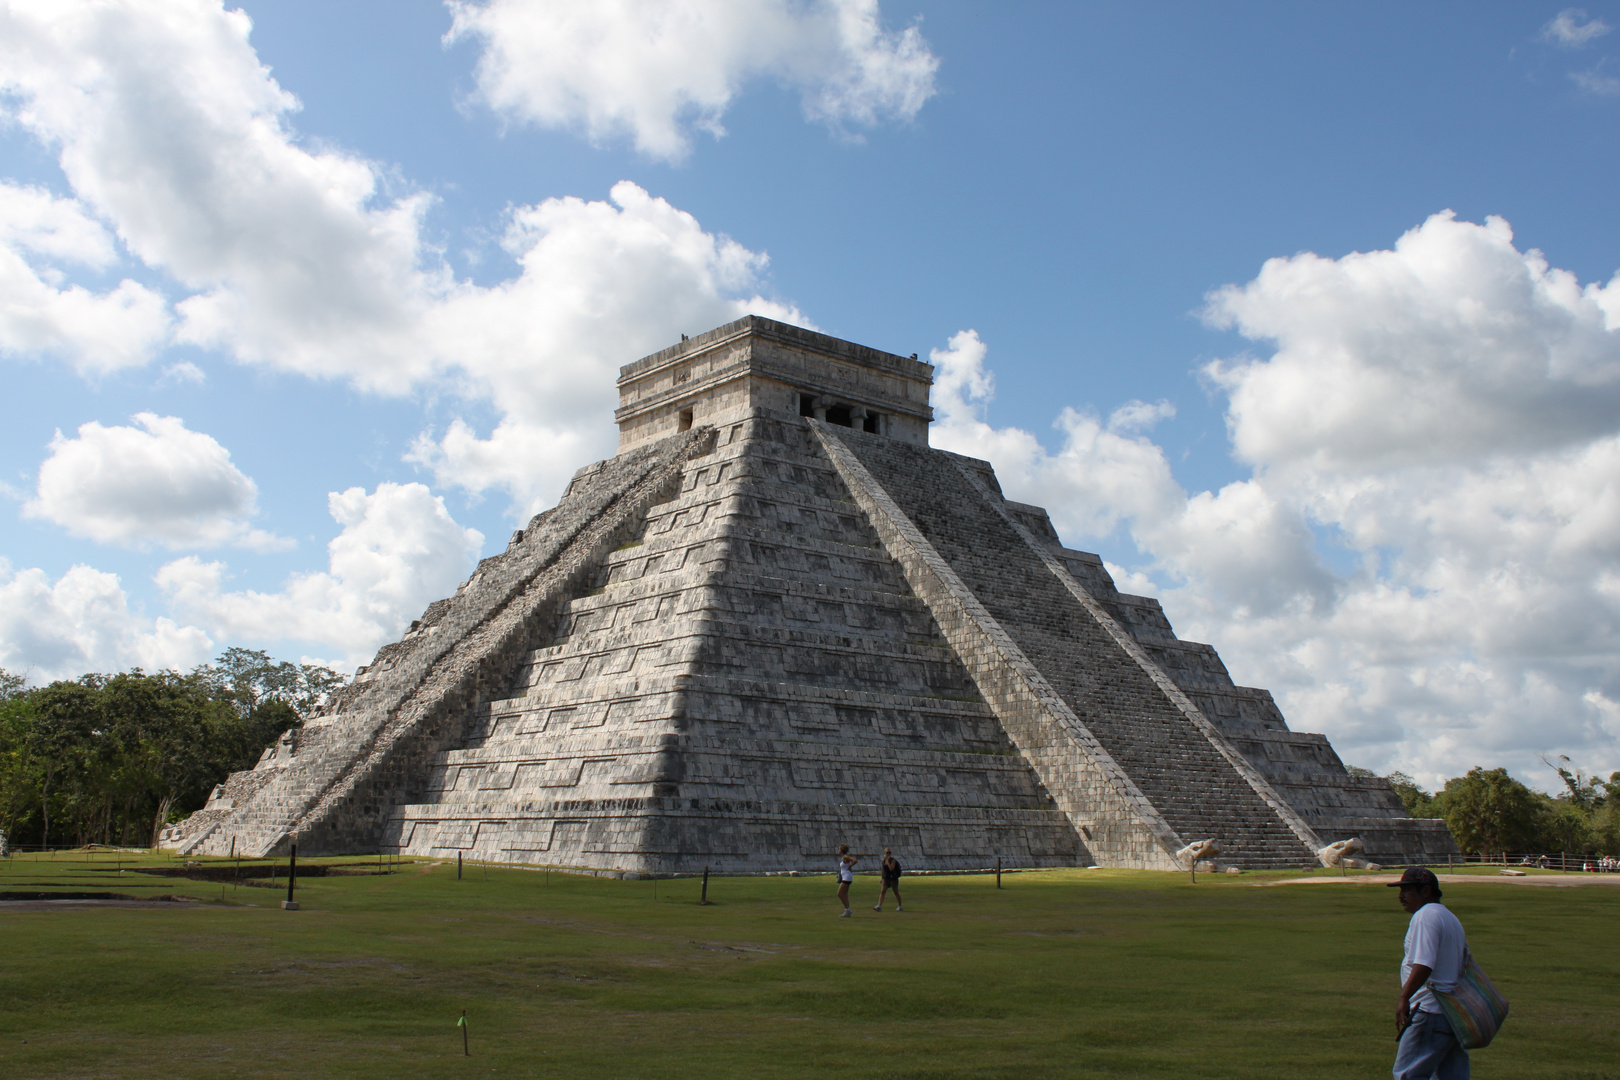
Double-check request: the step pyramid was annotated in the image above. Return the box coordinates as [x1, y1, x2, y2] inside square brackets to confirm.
[164, 317, 1458, 872]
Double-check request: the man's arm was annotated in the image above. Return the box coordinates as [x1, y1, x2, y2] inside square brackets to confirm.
[1395, 964, 1433, 1031]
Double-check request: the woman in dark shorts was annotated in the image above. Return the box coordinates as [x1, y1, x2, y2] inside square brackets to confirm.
[875, 847, 903, 911]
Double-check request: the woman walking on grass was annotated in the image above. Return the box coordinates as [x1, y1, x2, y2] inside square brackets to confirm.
[874, 848, 903, 912]
[836, 845, 857, 917]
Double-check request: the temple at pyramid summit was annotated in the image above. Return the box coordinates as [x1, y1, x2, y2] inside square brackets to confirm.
[163, 317, 1458, 872]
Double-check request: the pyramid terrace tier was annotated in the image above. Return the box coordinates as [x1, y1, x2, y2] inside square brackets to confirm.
[410, 702, 1069, 816]
[386, 799, 1081, 874]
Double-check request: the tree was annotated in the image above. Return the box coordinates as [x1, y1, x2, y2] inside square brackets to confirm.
[1591, 802, 1620, 857]
[241, 699, 300, 765]
[200, 648, 343, 721]
[0, 668, 26, 703]
[1535, 795, 1594, 854]
[0, 678, 38, 842]
[1440, 767, 1541, 855]
[100, 671, 230, 846]
[0, 651, 346, 849]
[1543, 754, 1607, 811]
[25, 680, 102, 849]
[1384, 771, 1437, 816]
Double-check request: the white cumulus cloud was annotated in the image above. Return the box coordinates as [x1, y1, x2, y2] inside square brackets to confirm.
[0, 0, 447, 387]
[1, 1, 806, 519]
[0, 558, 213, 680]
[157, 482, 484, 670]
[0, 182, 170, 372]
[412, 180, 806, 516]
[930, 329, 1186, 540]
[445, 0, 938, 162]
[1204, 211, 1620, 472]
[927, 214, 1620, 790]
[24, 413, 285, 551]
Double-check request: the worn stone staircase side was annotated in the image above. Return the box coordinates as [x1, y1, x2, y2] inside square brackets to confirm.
[944, 454, 1324, 857]
[279, 427, 722, 856]
[820, 422, 1326, 869]
[167, 427, 718, 858]
[811, 422, 1187, 869]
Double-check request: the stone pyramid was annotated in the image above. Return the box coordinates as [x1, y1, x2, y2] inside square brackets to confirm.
[164, 317, 1457, 872]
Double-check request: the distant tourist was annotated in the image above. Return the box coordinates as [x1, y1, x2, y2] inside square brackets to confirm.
[836, 845, 857, 917]
[874, 848, 903, 911]
[1390, 866, 1470, 1079]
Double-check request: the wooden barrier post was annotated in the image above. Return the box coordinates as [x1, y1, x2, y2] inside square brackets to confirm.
[996, 855, 1002, 889]
[458, 852, 463, 880]
[701, 865, 709, 904]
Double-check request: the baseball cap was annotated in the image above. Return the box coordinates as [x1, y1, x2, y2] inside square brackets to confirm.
[1386, 866, 1441, 890]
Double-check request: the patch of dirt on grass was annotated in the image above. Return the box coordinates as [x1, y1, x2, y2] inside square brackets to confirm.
[689, 940, 777, 954]
[1262, 873, 1620, 887]
[0, 892, 202, 909]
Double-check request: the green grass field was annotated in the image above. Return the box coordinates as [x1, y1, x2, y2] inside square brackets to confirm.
[2, 852, 1616, 1079]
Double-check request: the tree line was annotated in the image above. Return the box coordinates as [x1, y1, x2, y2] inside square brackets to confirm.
[1357, 760, 1620, 857]
[0, 650, 345, 850]
[3, 651, 1615, 857]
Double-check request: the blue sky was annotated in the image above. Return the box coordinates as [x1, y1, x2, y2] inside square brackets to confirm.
[3, 1, 1620, 791]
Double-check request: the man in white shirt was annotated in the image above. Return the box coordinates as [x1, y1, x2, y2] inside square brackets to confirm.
[1389, 865, 1469, 1079]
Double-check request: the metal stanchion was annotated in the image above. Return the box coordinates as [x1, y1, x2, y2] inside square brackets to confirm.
[281, 844, 299, 910]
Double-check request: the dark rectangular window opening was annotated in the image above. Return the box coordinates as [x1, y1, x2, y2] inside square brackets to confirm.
[862, 412, 881, 434]
[826, 404, 853, 427]
[677, 407, 693, 432]
[799, 393, 815, 417]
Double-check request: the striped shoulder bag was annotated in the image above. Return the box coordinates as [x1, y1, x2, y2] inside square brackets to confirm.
[1432, 948, 1509, 1049]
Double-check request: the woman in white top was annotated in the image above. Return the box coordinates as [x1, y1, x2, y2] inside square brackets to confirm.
[836, 844, 857, 917]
